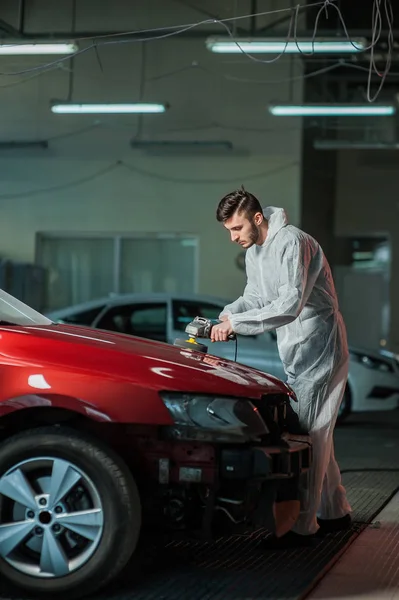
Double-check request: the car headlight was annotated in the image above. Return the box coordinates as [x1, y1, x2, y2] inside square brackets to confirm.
[160, 393, 269, 441]
[351, 352, 393, 373]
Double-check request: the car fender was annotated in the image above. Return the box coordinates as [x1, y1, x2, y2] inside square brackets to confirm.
[0, 369, 174, 425]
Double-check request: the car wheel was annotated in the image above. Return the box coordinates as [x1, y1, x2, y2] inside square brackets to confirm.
[0, 426, 141, 599]
[336, 384, 352, 425]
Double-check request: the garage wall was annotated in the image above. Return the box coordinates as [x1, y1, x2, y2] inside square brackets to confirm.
[335, 150, 399, 352]
[0, 0, 303, 303]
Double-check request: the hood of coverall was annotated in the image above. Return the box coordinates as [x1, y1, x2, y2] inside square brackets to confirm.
[262, 206, 289, 245]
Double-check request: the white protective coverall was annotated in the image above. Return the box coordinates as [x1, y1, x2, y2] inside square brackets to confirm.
[220, 206, 352, 535]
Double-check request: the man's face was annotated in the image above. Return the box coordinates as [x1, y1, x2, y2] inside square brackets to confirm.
[223, 210, 263, 248]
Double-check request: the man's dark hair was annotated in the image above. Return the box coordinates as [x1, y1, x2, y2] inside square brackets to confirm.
[216, 185, 262, 222]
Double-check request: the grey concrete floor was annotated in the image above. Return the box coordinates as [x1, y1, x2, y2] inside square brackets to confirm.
[307, 410, 399, 600]
[335, 410, 399, 470]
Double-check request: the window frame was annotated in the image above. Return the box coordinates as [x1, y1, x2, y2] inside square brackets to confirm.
[171, 299, 223, 333]
[94, 300, 170, 342]
[35, 232, 199, 309]
[56, 305, 107, 326]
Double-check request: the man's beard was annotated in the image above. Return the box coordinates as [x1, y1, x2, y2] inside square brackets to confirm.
[248, 221, 260, 245]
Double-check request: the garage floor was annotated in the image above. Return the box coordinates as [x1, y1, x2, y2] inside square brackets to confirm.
[0, 411, 398, 600]
[307, 490, 399, 600]
[95, 470, 398, 600]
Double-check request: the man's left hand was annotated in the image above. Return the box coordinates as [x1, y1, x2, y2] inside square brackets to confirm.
[211, 319, 234, 342]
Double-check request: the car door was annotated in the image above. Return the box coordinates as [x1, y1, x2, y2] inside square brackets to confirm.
[170, 298, 286, 379]
[95, 301, 168, 342]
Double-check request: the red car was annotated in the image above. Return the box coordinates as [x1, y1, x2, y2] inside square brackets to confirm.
[0, 290, 311, 598]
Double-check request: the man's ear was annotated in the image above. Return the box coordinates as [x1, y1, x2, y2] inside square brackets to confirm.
[254, 212, 263, 225]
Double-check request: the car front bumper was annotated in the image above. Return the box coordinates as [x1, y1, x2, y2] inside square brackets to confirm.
[220, 434, 312, 481]
[135, 430, 312, 537]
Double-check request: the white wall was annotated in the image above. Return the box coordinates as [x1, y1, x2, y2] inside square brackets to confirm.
[336, 150, 399, 352]
[0, 0, 303, 302]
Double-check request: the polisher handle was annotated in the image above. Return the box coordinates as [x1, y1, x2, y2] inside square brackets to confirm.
[211, 324, 236, 341]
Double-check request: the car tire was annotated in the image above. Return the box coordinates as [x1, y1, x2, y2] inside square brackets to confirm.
[0, 426, 141, 599]
[336, 384, 352, 425]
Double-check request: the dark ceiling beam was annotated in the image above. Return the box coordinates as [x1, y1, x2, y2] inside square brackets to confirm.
[250, 0, 257, 36]
[255, 13, 293, 34]
[316, 73, 399, 84]
[0, 18, 23, 37]
[176, 0, 231, 22]
[12, 28, 399, 40]
[0, 29, 230, 40]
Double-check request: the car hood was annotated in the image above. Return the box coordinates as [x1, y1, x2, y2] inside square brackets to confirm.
[15, 323, 289, 399]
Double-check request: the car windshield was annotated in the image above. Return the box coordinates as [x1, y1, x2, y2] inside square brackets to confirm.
[0, 289, 52, 326]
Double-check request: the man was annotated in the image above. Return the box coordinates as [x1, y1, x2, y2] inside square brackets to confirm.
[212, 186, 352, 548]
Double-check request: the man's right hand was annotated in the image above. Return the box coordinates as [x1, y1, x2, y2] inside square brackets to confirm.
[211, 319, 233, 342]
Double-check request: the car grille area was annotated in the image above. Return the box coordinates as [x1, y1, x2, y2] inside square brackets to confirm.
[256, 393, 308, 437]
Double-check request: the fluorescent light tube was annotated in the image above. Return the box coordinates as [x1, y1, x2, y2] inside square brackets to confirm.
[269, 104, 396, 117]
[314, 139, 399, 150]
[353, 252, 374, 260]
[130, 140, 233, 150]
[206, 37, 366, 54]
[0, 43, 78, 55]
[51, 103, 167, 114]
[130, 139, 235, 156]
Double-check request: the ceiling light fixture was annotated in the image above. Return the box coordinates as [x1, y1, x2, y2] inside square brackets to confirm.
[268, 104, 396, 117]
[314, 140, 399, 150]
[0, 43, 78, 55]
[51, 103, 168, 114]
[206, 37, 367, 54]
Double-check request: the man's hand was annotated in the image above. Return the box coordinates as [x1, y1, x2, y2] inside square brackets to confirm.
[211, 319, 233, 342]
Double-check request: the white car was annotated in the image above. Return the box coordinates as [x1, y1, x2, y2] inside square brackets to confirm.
[47, 293, 399, 422]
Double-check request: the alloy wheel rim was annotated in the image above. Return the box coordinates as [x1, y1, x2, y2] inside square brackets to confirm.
[0, 456, 104, 578]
